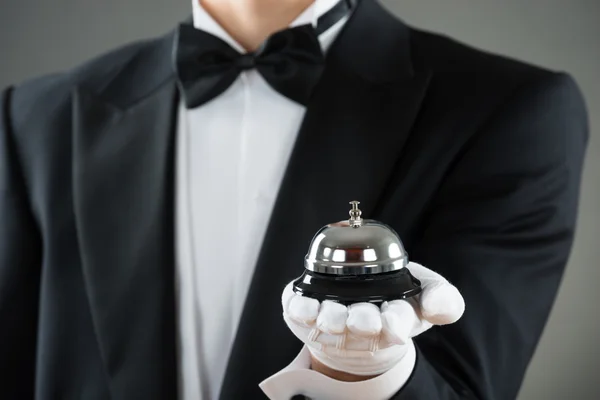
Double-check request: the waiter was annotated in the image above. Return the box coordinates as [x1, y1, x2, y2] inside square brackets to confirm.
[0, 0, 588, 399]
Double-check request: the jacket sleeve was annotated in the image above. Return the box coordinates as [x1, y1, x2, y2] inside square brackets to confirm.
[392, 72, 588, 399]
[0, 87, 43, 398]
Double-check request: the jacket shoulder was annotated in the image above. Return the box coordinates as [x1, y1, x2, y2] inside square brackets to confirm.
[410, 28, 566, 89]
[7, 35, 168, 130]
[408, 27, 586, 129]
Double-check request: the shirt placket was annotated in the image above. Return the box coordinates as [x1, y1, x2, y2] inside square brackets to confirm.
[232, 69, 254, 338]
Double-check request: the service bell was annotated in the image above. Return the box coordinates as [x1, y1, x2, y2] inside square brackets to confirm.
[292, 201, 422, 304]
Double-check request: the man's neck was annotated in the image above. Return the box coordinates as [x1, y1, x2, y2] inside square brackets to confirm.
[199, 0, 315, 51]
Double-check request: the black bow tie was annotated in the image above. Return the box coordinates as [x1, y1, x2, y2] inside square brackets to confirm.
[174, 0, 354, 108]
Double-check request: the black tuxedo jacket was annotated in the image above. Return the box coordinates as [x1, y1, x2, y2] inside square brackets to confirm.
[0, 0, 588, 399]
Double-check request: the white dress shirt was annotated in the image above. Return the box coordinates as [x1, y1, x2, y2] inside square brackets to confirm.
[175, 1, 411, 399]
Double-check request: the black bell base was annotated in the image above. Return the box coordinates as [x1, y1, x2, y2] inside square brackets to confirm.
[292, 268, 422, 305]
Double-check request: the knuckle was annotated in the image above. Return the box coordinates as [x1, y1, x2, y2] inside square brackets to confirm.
[288, 295, 320, 323]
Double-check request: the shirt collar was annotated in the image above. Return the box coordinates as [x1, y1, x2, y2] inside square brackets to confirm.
[191, 0, 346, 53]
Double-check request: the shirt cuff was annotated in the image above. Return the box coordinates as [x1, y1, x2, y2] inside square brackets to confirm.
[259, 342, 416, 400]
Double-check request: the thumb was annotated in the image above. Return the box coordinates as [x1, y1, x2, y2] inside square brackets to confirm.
[406, 262, 465, 325]
[420, 281, 464, 325]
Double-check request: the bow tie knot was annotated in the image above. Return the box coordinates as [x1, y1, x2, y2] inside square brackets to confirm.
[235, 53, 257, 70]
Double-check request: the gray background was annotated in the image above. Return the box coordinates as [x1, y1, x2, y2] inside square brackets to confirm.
[1, 0, 598, 398]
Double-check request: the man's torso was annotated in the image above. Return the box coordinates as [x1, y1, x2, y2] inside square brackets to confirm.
[2, 0, 558, 397]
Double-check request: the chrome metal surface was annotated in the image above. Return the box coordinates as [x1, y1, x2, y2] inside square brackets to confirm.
[304, 202, 408, 275]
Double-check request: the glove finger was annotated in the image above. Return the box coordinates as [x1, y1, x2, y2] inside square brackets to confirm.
[317, 301, 348, 335]
[284, 313, 350, 355]
[311, 325, 385, 355]
[420, 281, 465, 325]
[346, 303, 382, 337]
[281, 282, 296, 311]
[287, 294, 320, 326]
[403, 297, 434, 337]
[381, 300, 418, 345]
[317, 332, 380, 357]
[405, 262, 465, 325]
[283, 313, 324, 351]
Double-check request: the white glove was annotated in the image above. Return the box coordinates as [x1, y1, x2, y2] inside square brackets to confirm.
[282, 262, 465, 376]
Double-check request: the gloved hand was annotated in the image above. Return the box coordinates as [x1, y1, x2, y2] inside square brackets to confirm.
[282, 262, 465, 376]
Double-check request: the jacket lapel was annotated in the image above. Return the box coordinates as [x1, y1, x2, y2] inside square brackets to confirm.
[220, 0, 431, 398]
[72, 32, 180, 399]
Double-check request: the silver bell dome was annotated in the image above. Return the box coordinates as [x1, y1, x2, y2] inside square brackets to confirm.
[304, 201, 408, 276]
